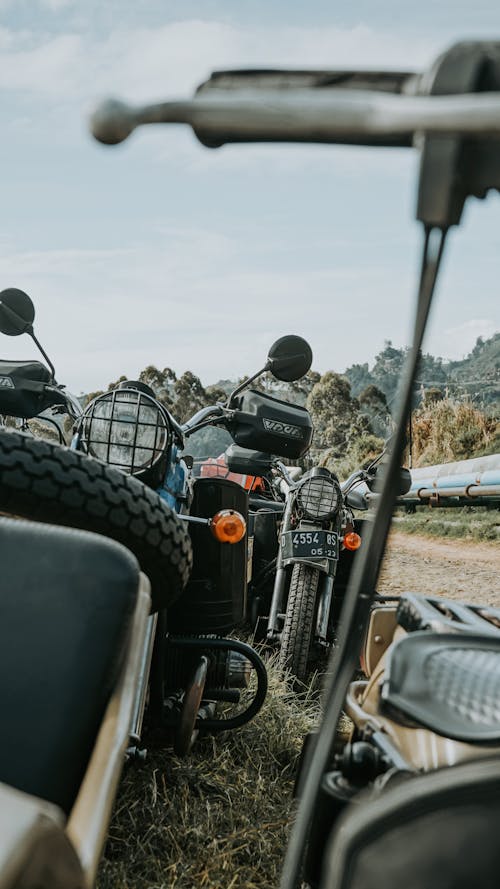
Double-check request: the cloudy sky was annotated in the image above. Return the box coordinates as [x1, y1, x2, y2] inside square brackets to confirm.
[0, 0, 499, 393]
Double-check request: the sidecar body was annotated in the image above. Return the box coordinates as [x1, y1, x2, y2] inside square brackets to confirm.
[0, 516, 151, 889]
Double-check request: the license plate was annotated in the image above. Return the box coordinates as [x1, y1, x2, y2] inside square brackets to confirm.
[282, 529, 339, 561]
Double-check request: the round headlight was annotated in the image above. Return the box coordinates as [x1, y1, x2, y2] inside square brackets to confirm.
[82, 388, 171, 475]
[296, 472, 341, 521]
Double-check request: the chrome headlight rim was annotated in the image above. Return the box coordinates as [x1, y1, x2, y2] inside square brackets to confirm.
[295, 471, 341, 521]
[81, 387, 172, 476]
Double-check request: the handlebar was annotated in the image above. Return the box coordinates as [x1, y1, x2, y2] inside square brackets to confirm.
[90, 90, 500, 148]
[181, 404, 226, 436]
[44, 386, 82, 420]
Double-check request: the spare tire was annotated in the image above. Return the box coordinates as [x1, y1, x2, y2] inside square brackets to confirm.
[0, 430, 192, 611]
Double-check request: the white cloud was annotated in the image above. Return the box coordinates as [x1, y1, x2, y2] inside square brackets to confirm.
[0, 33, 83, 95]
[0, 20, 442, 101]
[0, 232, 416, 393]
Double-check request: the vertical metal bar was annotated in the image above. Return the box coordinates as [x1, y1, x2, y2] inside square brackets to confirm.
[315, 574, 335, 643]
[129, 613, 158, 744]
[267, 567, 288, 638]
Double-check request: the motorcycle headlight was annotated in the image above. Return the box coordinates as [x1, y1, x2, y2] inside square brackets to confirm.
[81, 389, 171, 475]
[296, 470, 341, 521]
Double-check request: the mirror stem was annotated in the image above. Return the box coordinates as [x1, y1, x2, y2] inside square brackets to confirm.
[226, 364, 267, 407]
[28, 328, 57, 383]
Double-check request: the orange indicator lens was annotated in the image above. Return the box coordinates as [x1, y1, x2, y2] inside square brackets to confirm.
[343, 531, 362, 551]
[210, 509, 247, 544]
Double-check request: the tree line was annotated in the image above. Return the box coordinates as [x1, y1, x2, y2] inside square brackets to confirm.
[82, 332, 499, 474]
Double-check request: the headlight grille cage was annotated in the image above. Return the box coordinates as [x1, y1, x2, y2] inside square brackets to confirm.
[81, 388, 171, 475]
[296, 474, 341, 521]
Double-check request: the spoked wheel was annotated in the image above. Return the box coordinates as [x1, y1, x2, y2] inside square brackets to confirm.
[278, 563, 320, 685]
[0, 430, 192, 611]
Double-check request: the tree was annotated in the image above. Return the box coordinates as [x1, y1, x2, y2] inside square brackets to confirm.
[172, 371, 209, 423]
[371, 341, 406, 402]
[307, 371, 371, 459]
[139, 365, 177, 410]
[344, 362, 374, 397]
[358, 384, 390, 437]
[286, 370, 321, 406]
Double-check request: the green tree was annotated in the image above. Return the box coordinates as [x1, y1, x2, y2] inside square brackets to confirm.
[307, 371, 371, 459]
[344, 361, 374, 397]
[371, 341, 406, 402]
[172, 371, 209, 423]
[358, 384, 390, 437]
[139, 365, 177, 410]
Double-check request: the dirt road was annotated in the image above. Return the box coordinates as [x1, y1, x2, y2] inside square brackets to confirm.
[379, 531, 500, 606]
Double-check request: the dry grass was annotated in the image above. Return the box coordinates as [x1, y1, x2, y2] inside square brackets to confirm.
[411, 398, 498, 466]
[394, 507, 500, 542]
[97, 656, 320, 889]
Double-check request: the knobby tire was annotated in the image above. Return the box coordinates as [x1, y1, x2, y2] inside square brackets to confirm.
[0, 430, 192, 611]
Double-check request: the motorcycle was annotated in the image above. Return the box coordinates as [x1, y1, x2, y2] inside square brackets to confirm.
[0, 286, 269, 761]
[88, 37, 500, 889]
[219, 441, 410, 686]
[264, 450, 410, 685]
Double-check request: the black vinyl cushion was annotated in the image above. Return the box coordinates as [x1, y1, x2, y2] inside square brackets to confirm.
[0, 517, 139, 814]
[322, 757, 500, 889]
[0, 359, 56, 418]
[382, 631, 500, 742]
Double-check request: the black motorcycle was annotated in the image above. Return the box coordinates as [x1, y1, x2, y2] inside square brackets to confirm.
[0, 286, 269, 757]
[225, 443, 411, 685]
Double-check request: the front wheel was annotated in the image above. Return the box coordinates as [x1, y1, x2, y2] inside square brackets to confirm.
[278, 563, 320, 685]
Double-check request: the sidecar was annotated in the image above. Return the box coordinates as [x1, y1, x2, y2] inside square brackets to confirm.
[0, 515, 151, 889]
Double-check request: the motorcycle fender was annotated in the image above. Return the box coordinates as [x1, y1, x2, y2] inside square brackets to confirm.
[282, 555, 331, 574]
[168, 477, 249, 634]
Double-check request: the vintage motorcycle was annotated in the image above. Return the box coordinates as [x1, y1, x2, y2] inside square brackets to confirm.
[219, 440, 410, 685]
[0, 286, 271, 762]
[87, 37, 500, 889]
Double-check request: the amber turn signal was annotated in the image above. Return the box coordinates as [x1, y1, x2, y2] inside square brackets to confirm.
[343, 531, 362, 551]
[210, 509, 246, 544]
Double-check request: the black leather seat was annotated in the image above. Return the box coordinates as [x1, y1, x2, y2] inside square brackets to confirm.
[0, 517, 139, 814]
[381, 631, 500, 742]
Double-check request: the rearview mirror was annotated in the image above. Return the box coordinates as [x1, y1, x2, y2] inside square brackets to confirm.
[367, 466, 412, 496]
[0, 288, 35, 336]
[266, 335, 313, 382]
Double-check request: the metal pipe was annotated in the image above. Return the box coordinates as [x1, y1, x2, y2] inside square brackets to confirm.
[267, 567, 288, 638]
[129, 613, 157, 744]
[90, 90, 500, 147]
[316, 575, 335, 644]
[414, 483, 500, 499]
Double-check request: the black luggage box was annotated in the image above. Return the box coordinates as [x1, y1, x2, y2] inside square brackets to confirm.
[230, 389, 313, 459]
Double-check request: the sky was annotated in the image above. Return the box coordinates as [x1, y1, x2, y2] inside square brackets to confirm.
[0, 0, 499, 394]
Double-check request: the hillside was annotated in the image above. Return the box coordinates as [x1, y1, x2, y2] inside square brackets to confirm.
[344, 332, 500, 410]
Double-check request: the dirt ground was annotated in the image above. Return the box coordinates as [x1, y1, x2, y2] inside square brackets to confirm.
[379, 531, 500, 606]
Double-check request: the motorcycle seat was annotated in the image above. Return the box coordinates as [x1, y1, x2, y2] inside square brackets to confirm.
[0, 516, 140, 815]
[381, 631, 500, 742]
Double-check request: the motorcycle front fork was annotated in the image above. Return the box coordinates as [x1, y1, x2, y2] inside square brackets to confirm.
[267, 567, 335, 646]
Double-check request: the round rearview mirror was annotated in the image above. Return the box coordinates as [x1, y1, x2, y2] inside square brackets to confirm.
[266, 335, 313, 382]
[0, 288, 35, 336]
[367, 465, 412, 496]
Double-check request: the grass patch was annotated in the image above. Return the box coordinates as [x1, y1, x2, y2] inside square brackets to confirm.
[97, 656, 320, 889]
[393, 506, 500, 542]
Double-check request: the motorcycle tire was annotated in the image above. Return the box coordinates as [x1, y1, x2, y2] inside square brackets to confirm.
[0, 430, 192, 612]
[278, 563, 320, 685]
